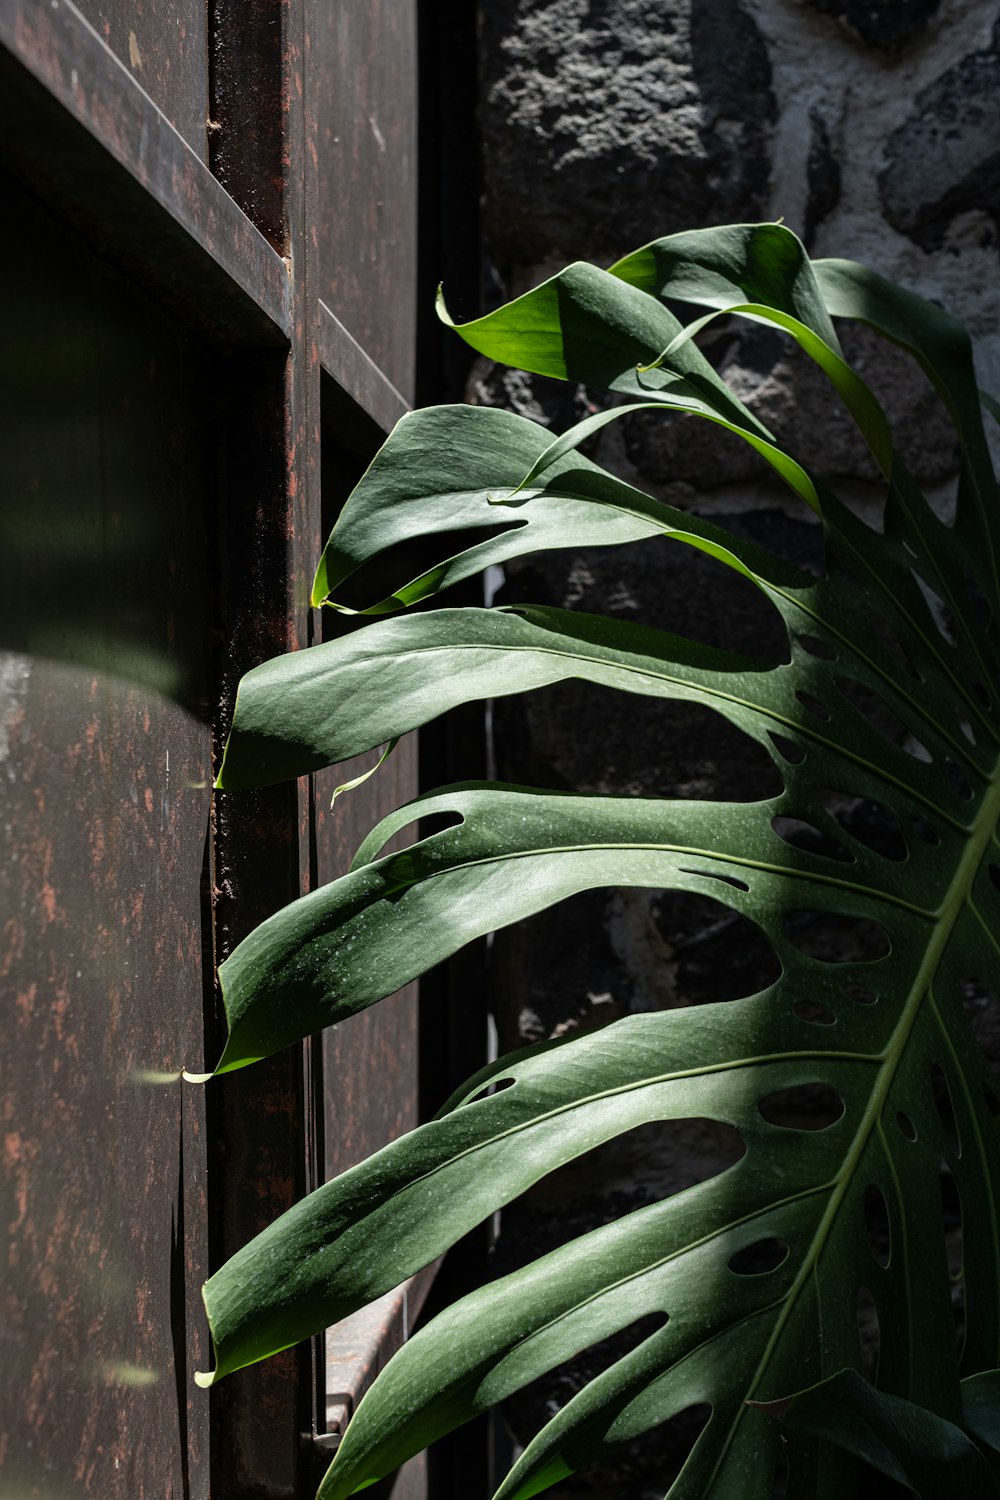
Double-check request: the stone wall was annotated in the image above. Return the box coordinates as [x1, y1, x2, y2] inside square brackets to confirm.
[475, 2, 1000, 1493]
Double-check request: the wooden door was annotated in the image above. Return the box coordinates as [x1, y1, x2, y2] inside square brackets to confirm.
[0, 3, 478, 1496]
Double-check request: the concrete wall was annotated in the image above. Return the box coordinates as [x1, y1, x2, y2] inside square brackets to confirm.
[475, 3, 1000, 1491]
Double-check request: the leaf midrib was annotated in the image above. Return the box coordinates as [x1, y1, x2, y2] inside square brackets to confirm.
[719, 751, 1000, 1478]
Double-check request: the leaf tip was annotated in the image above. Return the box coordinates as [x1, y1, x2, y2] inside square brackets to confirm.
[435, 283, 456, 329]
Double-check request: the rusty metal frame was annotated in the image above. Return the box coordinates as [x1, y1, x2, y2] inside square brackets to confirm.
[0, 0, 481, 1495]
[0, 0, 290, 346]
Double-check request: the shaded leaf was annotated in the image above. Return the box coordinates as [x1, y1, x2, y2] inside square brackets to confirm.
[752, 1367, 994, 1499]
[962, 1369, 1000, 1454]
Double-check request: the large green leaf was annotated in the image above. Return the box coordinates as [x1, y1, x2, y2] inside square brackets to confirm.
[752, 1368, 995, 1498]
[215, 599, 969, 801]
[608, 222, 842, 350]
[309, 402, 803, 617]
[202, 224, 1000, 1498]
[963, 1369, 1000, 1455]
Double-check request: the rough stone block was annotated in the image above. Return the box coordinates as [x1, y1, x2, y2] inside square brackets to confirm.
[880, 18, 1000, 251]
[480, 0, 775, 265]
[622, 322, 960, 490]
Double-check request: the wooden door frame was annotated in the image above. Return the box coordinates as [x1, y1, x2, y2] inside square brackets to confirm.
[0, 1, 481, 1494]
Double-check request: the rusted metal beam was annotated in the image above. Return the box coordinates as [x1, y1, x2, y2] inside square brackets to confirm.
[318, 300, 411, 447]
[0, 0, 290, 346]
[313, 1, 419, 403]
[0, 172, 215, 1500]
[209, 0, 286, 252]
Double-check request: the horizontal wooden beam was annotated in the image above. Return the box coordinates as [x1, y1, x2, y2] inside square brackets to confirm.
[0, 0, 290, 347]
[318, 299, 410, 445]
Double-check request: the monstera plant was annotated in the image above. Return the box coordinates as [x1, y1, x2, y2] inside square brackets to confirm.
[194, 224, 1000, 1497]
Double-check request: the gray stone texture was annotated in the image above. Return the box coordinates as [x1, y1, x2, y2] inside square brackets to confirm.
[480, 0, 776, 266]
[804, 107, 841, 244]
[880, 17, 1000, 251]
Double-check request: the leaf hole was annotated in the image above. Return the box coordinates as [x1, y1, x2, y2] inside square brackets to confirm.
[861, 607, 922, 681]
[758, 1084, 844, 1131]
[728, 1236, 789, 1276]
[819, 789, 907, 862]
[652, 892, 781, 1001]
[989, 864, 1000, 894]
[463, 1077, 516, 1106]
[908, 814, 940, 845]
[985, 1084, 1000, 1121]
[958, 977, 1000, 1072]
[654, 1405, 713, 1493]
[905, 734, 933, 763]
[930, 1063, 961, 1155]
[782, 910, 890, 964]
[767, 732, 805, 765]
[771, 815, 852, 863]
[795, 689, 830, 721]
[792, 1000, 836, 1025]
[972, 676, 993, 711]
[845, 981, 877, 1005]
[678, 866, 750, 892]
[957, 716, 976, 745]
[896, 1110, 917, 1140]
[417, 809, 465, 840]
[862, 1183, 890, 1268]
[914, 573, 958, 645]
[856, 1285, 880, 1383]
[962, 568, 992, 636]
[940, 1163, 965, 1358]
[498, 1312, 681, 1470]
[797, 633, 837, 661]
[326, 521, 528, 615]
[510, 1117, 747, 1212]
[943, 756, 974, 800]
[835, 674, 928, 757]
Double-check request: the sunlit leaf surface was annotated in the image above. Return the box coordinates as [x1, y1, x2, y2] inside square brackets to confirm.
[204, 225, 1000, 1499]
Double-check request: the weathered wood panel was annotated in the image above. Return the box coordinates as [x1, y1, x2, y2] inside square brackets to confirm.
[0, 0, 290, 347]
[315, 738, 420, 1182]
[313, 0, 419, 402]
[313, 415, 420, 1187]
[73, 0, 209, 159]
[318, 306, 410, 443]
[0, 1, 462, 1492]
[206, 343, 317, 1498]
[0, 179, 213, 1500]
